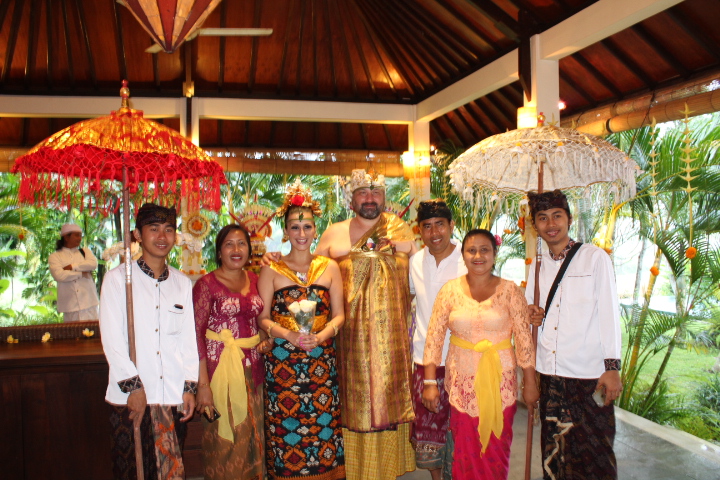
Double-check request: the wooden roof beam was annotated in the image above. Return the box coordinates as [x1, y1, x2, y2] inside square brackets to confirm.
[1, 0, 24, 86]
[631, 23, 689, 77]
[417, 0, 680, 123]
[111, 0, 128, 82]
[600, 38, 655, 88]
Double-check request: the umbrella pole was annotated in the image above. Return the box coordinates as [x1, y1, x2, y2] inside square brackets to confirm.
[122, 166, 144, 480]
[525, 161, 544, 480]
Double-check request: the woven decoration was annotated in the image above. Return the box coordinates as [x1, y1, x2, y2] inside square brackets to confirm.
[12, 81, 226, 215]
[446, 125, 639, 207]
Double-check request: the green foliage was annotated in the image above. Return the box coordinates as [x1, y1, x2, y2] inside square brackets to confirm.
[623, 379, 687, 425]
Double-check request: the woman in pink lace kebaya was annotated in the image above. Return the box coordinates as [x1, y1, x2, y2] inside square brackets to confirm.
[422, 229, 538, 480]
[194, 224, 266, 480]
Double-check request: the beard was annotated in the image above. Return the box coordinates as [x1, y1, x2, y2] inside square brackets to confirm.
[356, 202, 383, 220]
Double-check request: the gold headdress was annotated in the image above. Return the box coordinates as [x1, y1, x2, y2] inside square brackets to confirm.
[343, 169, 386, 193]
[276, 178, 323, 218]
[339, 169, 386, 208]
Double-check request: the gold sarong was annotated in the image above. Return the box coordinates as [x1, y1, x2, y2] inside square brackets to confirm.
[336, 212, 415, 432]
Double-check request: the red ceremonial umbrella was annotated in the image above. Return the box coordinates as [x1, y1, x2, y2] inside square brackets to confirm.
[12, 80, 226, 479]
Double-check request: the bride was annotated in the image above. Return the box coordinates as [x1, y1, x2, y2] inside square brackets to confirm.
[257, 179, 346, 480]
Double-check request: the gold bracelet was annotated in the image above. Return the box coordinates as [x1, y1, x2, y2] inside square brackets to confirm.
[267, 322, 276, 339]
[331, 323, 339, 337]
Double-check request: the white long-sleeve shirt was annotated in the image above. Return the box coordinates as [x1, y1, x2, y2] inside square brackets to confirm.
[48, 247, 99, 313]
[409, 240, 467, 365]
[525, 243, 621, 379]
[100, 261, 199, 405]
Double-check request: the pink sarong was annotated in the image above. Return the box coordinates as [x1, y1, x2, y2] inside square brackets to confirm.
[449, 403, 517, 480]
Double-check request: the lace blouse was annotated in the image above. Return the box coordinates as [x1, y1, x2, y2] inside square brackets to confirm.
[423, 277, 535, 416]
[193, 270, 264, 387]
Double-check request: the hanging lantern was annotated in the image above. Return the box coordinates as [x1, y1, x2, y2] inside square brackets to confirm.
[121, 0, 222, 54]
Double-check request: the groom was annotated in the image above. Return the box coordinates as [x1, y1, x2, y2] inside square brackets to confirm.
[314, 169, 418, 480]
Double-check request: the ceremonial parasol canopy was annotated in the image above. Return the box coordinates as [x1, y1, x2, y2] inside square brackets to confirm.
[12, 81, 226, 215]
[447, 123, 638, 204]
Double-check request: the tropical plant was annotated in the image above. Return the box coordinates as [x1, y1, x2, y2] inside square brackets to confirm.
[608, 113, 720, 413]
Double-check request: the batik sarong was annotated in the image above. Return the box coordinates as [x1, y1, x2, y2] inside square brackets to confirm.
[108, 404, 187, 480]
[201, 380, 265, 480]
[411, 364, 451, 471]
[449, 404, 516, 480]
[539, 374, 617, 480]
[264, 257, 345, 480]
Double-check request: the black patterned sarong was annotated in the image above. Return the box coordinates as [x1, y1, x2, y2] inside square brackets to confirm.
[538, 374, 616, 480]
[108, 404, 188, 480]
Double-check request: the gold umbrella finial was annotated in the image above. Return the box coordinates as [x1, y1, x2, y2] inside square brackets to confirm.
[120, 80, 130, 108]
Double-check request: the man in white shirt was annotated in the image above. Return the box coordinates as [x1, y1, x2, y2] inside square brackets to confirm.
[409, 200, 467, 480]
[526, 190, 622, 480]
[48, 223, 99, 322]
[100, 203, 198, 479]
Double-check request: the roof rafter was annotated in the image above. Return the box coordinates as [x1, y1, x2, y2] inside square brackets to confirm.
[60, 0, 75, 89]
[111, 0, 128, 82]
[74, 0, 96, 89]
[45, 0, 53, 88]
[600, 38, 655, 88]
[25, 0, 39, 88]
[294, 0, 308, 96]
[631, 23, 689, 77]
[1, 0, 25, 86]
[350, 0, 417, 97]
[248, 0, 262, 93]
[218, 0, 227, 91]
[460, 0, 520, 42]
[344, 0, 379, 98]
[664, 8, 720, 62]
[322, 0, 338, 97]
[573, 52, 622, 97]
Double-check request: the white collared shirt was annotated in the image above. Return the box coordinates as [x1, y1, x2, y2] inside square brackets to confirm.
[48, 247, 99, 313]
[525, 243, 621, 379]
[409, 240, 467, 365]
[100, 261, 199, 405]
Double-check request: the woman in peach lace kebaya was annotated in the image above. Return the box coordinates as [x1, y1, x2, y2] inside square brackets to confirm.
[422, 229, 538, 479]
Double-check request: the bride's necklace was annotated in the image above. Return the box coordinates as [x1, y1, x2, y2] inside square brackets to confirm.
[296, 271, 308, 283]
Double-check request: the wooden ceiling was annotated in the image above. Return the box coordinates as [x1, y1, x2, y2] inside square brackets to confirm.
[1, 0, 719, 152]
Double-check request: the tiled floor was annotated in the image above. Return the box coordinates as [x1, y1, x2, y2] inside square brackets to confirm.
[190, 405, 720, 480]
[399, 405, 720, 480]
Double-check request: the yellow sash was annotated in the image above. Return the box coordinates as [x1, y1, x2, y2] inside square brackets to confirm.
[206, 329, 260, 442]
[450, 334, 512, 453]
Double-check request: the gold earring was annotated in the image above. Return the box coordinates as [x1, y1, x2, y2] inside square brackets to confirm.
[282, 233, 289, 243]
[314, 233, 318, 240]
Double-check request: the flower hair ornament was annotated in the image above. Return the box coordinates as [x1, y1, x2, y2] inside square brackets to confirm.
[276, 178, 323, 221]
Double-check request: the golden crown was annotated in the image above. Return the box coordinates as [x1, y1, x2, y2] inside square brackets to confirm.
[276, 178, 323, 218]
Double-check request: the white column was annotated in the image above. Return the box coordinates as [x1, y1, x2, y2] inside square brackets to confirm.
[519, 34, 561, 128]
[405, 118, 431, 204]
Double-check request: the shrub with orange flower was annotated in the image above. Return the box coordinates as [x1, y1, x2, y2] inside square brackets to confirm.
[650, 266, 660, 276]
[685, 247, 697, 259]
[525, 258, 532, 265]
[520, 281, 527, 288]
